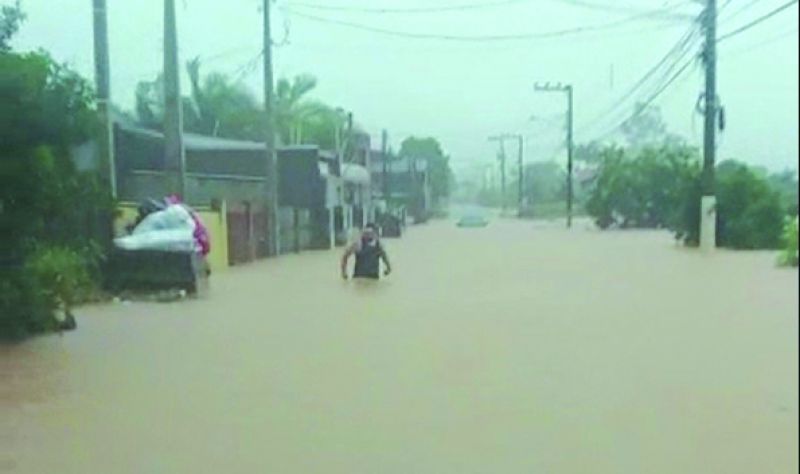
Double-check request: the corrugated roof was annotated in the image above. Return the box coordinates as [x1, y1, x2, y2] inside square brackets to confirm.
[117, 124, 328, 154]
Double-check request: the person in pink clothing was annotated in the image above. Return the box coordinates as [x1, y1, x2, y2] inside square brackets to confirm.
[165, 195, 210, 257]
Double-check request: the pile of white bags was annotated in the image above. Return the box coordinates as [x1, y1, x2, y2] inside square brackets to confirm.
[114, 204, 199, 253]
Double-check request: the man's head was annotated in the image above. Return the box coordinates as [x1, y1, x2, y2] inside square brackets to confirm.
[362, 223, 378, 242]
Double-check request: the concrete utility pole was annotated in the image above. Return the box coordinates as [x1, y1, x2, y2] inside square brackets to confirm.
[263, 0, 280, 256]
[92, 0, 116, 198]
[381, 129, 389, 201]
[534, 82, 574, 228]
[163, 0, 186, 198]
[516, 136, 524, 216]
[700, 0, 718, 251]
[487, 137, 507, 213]
[489, 134, 524, 215]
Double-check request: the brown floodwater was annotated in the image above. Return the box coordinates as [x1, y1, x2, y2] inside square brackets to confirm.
[1, 218, 797, 473]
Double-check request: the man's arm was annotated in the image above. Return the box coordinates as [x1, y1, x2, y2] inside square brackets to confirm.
[341, 243, 356, 279]
[380, 246, 392, 276]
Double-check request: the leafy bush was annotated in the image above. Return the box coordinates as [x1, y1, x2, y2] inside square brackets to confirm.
[586, 145, 788, 251]
[673, 161, 786, 249]
[0, 266, 51, 339]
[1, 33, 112, 338]
[585, 145, 699, 230]
[26, 246, 96, 314]
[778, 216, 798, 267]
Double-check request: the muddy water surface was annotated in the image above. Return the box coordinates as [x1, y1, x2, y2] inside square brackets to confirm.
[2, 219, 797, 473]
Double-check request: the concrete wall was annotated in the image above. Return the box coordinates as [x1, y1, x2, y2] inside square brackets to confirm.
[119, 170, 268, 210]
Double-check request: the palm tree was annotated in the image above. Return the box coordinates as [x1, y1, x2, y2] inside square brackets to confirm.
[185, 57, 262, 140]
[275, 74, 324, 145]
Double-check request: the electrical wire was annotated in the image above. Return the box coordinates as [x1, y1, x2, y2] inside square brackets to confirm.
[718, 0, 798, 42]
[575, 22, 701, 137]
[546, 0, 696, 20]
[720, 25, 798, 57]
[286, 0, 532, 13]
[288, 0, 694, 19]
[231, 50, 265, 83]
[590, 55, 699, 142]
[718, 0, 768, 22]
[283, 6, 691, 42]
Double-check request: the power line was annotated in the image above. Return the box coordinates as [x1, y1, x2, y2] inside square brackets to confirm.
[283, 7, 690, 41]
[718, 0, 768, 22]
[721, 25, 798, 57]
[286, 0, 532, 13]
[288, 0, 694, 19]
[718, 0, 798, 42]
[576, 23, 701, 137]
[232, 50, 265, 83]
[588, 52, 700, 142]
[547, 0, 696, 19]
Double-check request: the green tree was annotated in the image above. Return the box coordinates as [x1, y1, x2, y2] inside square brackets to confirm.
[767, 169, 799, 216]
[275, 74, 326, 145]
[585, 145, 699, 229]
[301, 104, 346, 150]
[0, 0, 24, 52]
[620, 103, 684, 148]
[574, 141, 605, 165]
[715, 161, 785, 249]
[133, 73, 201, 134]
[399, 136, 454, 204]
[524, 161, 566, 204]
[186, 58, 264, 141]
[1, 46, 109, 337]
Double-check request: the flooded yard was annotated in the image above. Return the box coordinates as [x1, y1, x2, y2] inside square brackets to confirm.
[1, 219, 797, 473]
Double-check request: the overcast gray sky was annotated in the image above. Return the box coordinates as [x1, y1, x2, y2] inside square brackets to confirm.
[7, 0, 799, 176]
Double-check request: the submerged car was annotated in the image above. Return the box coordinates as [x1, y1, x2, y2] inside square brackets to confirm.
[456, 214, 489, 228]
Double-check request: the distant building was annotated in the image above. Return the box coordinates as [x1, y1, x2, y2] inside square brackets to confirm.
[370, 152, 431, 223]
[110, 124, 371, 264]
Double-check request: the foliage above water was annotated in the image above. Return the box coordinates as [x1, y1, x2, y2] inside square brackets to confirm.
[1, 11, 112, 338]
[399, 136, 454, 204]
[584, 145, 793, 250]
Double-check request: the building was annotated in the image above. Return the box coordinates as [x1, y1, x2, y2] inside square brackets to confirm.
[111, 124, 370, 266]
[369, 152, 431, 223]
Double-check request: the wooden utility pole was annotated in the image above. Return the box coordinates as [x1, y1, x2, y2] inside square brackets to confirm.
[498, 149, 507, 213]
[516, 135, 524, 216]
[566, 85, 574, 229]
[163, 0, 186, 198]
[381, 129, 389, 200]
[534, 82, 574, 228]
[700, 0, 718, 251]
[92, 0, 116, 198]
[489, 134, 523, 215]
[263, 0, 280, 256]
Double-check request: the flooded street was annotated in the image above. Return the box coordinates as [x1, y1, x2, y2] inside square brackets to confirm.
[1, 219, 798, 473]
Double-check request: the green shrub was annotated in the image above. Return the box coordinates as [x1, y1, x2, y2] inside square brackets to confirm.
[778, 216, 798, 267]
[585, 145, 699, 230]
[673, 161, 786, 249]
[26, 246, 97, 313]
[0, 266, 51, 339]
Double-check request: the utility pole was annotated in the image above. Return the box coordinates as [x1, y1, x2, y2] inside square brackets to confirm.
[700, 0, 718, 251]
[345, 112, 354, 229]
[516, 135, 523, 216]
[534, 82, 574, 228]
[163, 0, 186, 198]
[488, 136, 507, 213]
[92, 0, 116, 198]
[381, 129, 389, 201]
[489, 134, 523, 215]
[263, 0, 280, 256]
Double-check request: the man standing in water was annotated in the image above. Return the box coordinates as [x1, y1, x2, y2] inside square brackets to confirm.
[341, 223, 392, 280]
